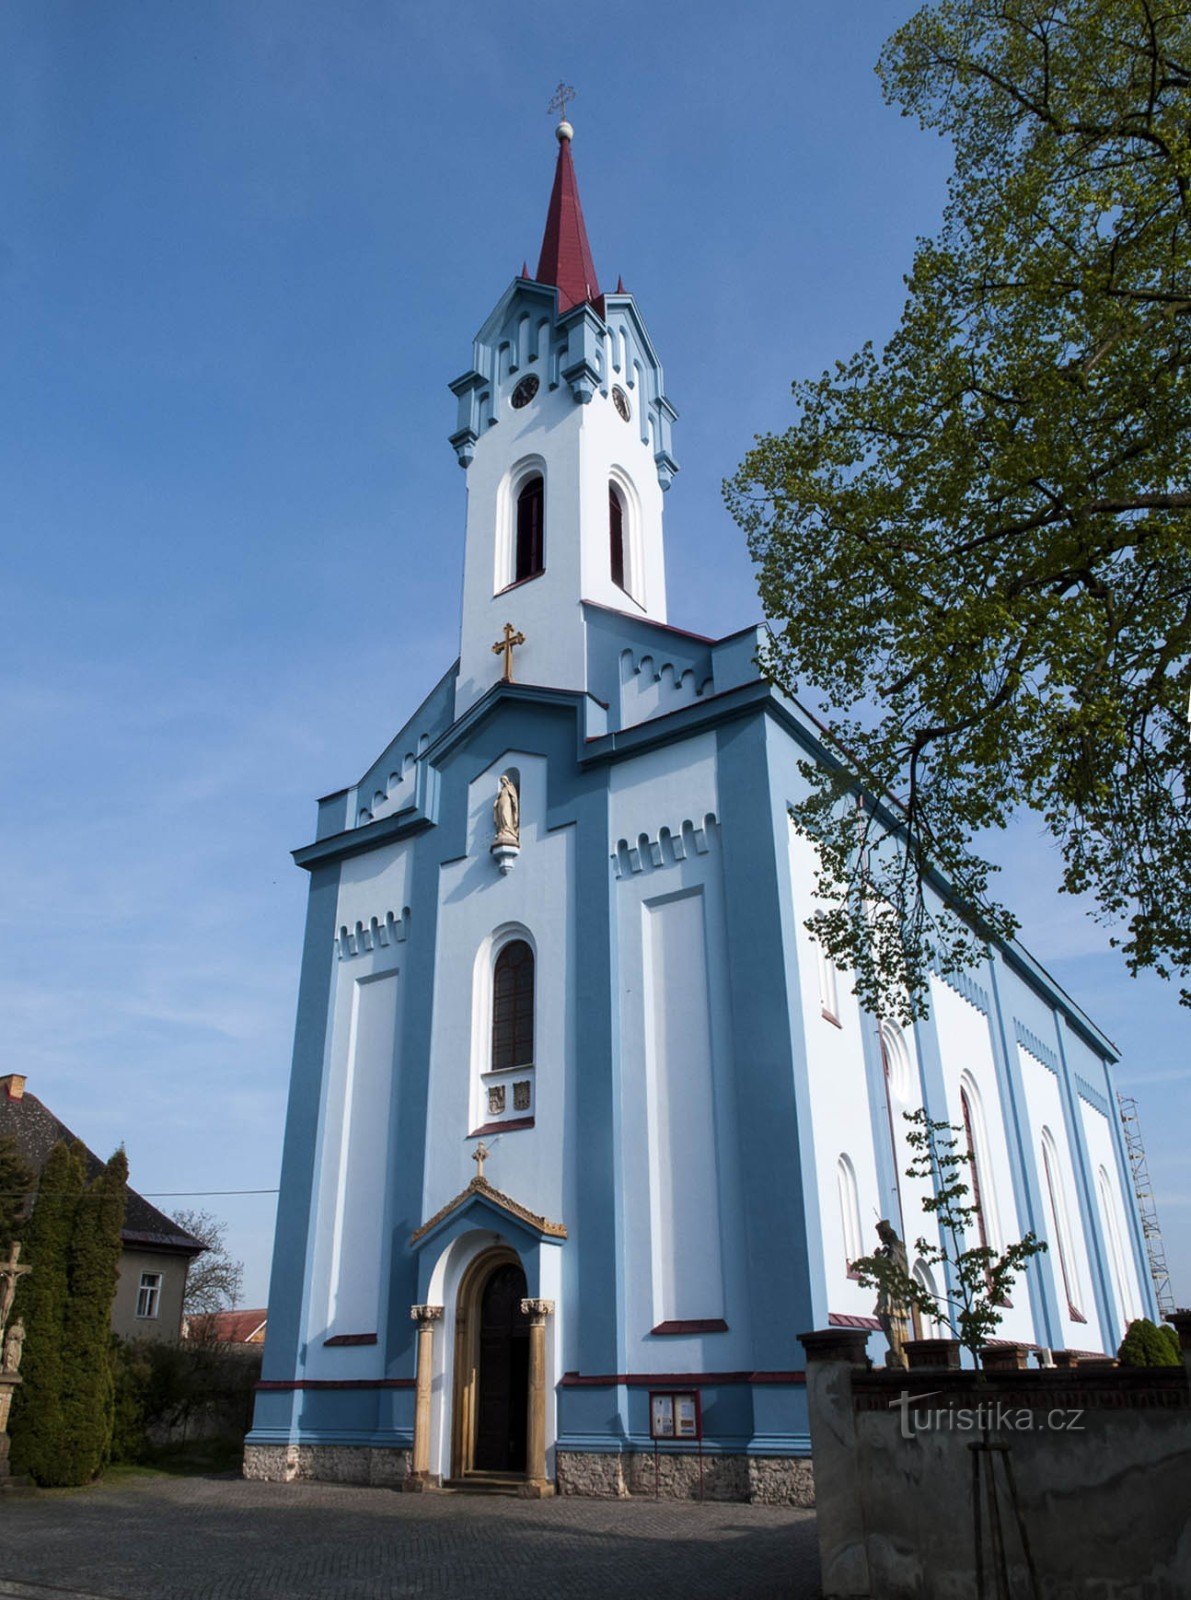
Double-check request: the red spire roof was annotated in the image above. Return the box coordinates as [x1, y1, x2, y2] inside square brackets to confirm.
[535, 128, 600, 314]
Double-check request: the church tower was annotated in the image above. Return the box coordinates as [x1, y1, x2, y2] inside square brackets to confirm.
[246, 107, 1156, 1505]
[450, 113, 678, 713]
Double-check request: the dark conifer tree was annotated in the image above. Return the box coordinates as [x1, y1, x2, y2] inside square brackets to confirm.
[0, 1135, 33, 1250]
[8, 1140, 86, 1483]
[59, 1146, 128, 1483]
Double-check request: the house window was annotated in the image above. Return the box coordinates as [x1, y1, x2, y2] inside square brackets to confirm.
[609, 484, 626, 590]
[1041, 1127, 1084, 1320]
[492, 939, 535, 1070]
[137, 1272, 162, 1319]
[514, 475, 544, 583]
[837, 1154, 863, 1273]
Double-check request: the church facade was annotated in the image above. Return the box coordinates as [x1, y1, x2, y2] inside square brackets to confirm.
[244, 119, 1157, 1499]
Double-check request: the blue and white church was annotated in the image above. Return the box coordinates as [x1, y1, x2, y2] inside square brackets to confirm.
[245, 117, 1158, 1500]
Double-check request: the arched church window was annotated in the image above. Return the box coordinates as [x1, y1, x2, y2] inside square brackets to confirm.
[1097, 1163, 1133, 1328]
[515, 476, 545, 583]
[492, 939, 535, 1070]
[960, 1085, 992, 1256]
[1041, 1126, 1083, 1320]
[836, 1154, 863, 1273]
[609, 484, 626, 591]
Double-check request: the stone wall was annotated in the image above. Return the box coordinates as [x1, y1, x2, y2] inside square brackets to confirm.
[802, 1323, 1191, 1600]
[556, 1450, 814, 1505]
[242, 1443, 410, 1487]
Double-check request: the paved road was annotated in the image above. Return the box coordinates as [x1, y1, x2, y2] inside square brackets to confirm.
[0, 1473, 820, 1600]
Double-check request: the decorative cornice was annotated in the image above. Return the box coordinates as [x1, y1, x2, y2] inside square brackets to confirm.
[337, 907, 410, 960]
[612, 813, 717, 879]
[408, 1176, 567, 1247]
[932, 959, 991, 1017]
[1014, 1019, 1060, 1076]
[1075, 1074, 1111, 1118]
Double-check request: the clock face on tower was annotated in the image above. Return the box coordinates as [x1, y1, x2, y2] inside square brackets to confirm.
[511, 374, 539, 409]
[612, 385, 632, 422]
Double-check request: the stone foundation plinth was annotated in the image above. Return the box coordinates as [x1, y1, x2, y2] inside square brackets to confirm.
[244, 1442, 813, 1504]
[556, 1450, 814, 1506]
[242, 1443, 410, 1487]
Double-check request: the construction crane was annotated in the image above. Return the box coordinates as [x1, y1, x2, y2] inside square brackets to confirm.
[1118, 1095, 1175, 1316]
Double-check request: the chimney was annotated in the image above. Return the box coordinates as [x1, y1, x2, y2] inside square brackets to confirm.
[1, 1074, 26, 1100]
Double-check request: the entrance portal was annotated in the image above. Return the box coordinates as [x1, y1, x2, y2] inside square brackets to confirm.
[450, 1245, 533, 1482]
[474, 1262, 530, 1472]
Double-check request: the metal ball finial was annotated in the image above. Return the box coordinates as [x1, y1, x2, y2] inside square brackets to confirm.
[548, 82, 576, 142]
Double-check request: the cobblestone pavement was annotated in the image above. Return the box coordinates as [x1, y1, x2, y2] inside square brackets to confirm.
[0, 1473, 820, 1600]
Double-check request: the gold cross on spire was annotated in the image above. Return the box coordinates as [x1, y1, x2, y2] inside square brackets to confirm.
[547, 81, 576, 121]
[492, 622, 525, 683]
[471, 1141, 490, 1181]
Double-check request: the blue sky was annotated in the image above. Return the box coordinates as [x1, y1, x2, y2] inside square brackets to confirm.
[2, 0, 1186, 1312]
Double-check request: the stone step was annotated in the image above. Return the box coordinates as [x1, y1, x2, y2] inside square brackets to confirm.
[442, 1473, 525, 1496]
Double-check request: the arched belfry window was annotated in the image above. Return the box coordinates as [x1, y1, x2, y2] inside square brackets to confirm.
[609, 484, 626, 590]
[492, 939, 535, 1070]
[515, 476, 544, 584]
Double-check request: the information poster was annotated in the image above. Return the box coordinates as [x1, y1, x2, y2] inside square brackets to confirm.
[650, 1394, 675, 1438]
[649, 1390, 700, 1442]
[675, 1394, 699, 1438]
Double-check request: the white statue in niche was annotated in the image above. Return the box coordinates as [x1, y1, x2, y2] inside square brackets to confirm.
[491, 774, 521, 875]
[493, 775, 520, 847]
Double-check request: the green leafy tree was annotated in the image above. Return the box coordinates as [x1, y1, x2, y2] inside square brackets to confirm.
[853, 1108, 1046, 1362]
[726, 0, 1191, 1021]
[0, 1135, 33, 1251]
[9, 1140, 86, 1483]
[1117, 1316, 1181, 1365]
[58, 1147, 128, 1483]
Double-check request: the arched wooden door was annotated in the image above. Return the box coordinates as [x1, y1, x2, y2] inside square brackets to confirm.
[473, 1262, 530, 1473]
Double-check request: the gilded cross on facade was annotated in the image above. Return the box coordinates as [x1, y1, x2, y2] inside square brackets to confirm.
[0, 1242, 31, 1338]
[471, 1141, 490, 1181]
[492, 622, 525, 683]
[547, 82, 576, 121]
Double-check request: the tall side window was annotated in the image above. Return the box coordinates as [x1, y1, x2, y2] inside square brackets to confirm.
[837, 1154, 863, 1273]
[515, 476, 545, 583]
[492, 939, 535, 1070]
[815, 919, 840, 1024]
[1098, 1164, 1133, 1328]
[609, 484, 626, 590]
[1041, 1127, 1084, 1320]
[137, 1271, 162, 1319]
[960, 1085, 992, 1254]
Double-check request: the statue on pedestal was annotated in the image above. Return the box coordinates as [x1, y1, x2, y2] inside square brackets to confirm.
[0, 1244, 31, 1477]
[491, 775, 521, 874]
[874, 1218, 912, 1370]
[493, 775, 520, 846]
[3, 1318, 24, 1376]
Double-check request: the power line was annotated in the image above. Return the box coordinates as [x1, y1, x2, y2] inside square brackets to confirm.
[0, 1187, 279, 1199]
